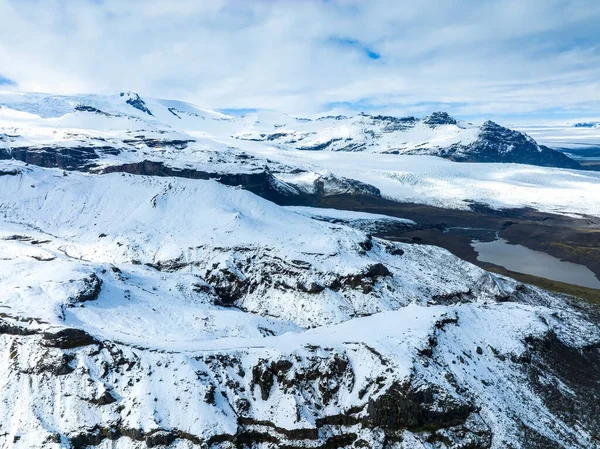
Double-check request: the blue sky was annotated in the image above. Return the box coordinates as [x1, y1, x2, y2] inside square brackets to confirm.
[0, 74, 15, 86]
[0, 0, 599, 123]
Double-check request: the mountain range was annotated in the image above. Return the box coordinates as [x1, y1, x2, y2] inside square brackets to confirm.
[0, 91, 582, 170]
[0, 91, 599, 449]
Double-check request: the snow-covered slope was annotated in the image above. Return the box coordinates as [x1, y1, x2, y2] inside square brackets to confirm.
[1, 92, 600, 449]
[233, 111, 580, 168]
[1, 159, 600, 448]
[0, 91, 580, 168]
[1, 91, 598, 218]
[258, 150, 600, 217]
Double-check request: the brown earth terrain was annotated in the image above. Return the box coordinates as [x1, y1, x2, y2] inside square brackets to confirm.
[314, 194, 600, 302]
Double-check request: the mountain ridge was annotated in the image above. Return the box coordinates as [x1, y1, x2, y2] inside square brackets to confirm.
[0, 91, 581, 169]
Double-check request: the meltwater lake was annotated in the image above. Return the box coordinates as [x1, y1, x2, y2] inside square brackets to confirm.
[471, 238, 600, 289]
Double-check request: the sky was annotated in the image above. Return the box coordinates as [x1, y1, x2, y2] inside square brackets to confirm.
[0, 0, 599, 122]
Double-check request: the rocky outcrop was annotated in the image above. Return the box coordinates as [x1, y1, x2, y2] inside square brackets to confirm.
[42, 328, 101, 350]
[447, 121, 581, 169]
[0, 146, 120, 171]
[69, 273, 103, 304]
[366, 381, 473, 431]
[523, 330, 600, 444]
[120, 91, 153, 116]
[423, 111, 458, 127]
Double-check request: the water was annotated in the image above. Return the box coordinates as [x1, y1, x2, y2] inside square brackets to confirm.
[471, 238, 600, 289]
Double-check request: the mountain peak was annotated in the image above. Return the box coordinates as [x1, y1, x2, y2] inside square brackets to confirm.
[423, 111, 458, 126]
[481, 120, 501, 129]
[119, 91, 153, 116]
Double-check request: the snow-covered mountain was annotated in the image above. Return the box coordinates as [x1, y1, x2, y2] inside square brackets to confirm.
[0, 91, 580, 169]
[2, 91, 598, 216]
[233, 110, 580, 169]
[0, 92, 599, 448]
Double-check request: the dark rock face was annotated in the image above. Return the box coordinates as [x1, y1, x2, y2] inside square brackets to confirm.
[371, 114, 417, 132]
[524, 331, 600, 444]
[0, 143, 385, 207]
[122, 138, 194, 149]
[90, 390, 117, 406]
[328, 262, 392, 294]
[423, 111, 458, 126]
[42, 328, 101, 349]
[206, 268, 249, 307]
[313, 173, 381, 198]
[299, 137, 344, 151]
[0, 146, 117, 171]
[70, 273, 102, 303]
[145, 431, 176, 447]
[99, 160, 382, 206]
[74, 105, 112, 117]
[447, 121, 581, 169]
[0, 168, 19, 176]
[120, 92, 153, 116]
[366, 381, 473, 431]
[100, 160, 310, 205]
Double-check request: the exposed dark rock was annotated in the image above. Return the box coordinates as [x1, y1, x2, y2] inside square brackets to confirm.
[31, 352, 76, 376]
[90, 390, 117, 406]
[369, 114, 417, 132]
[524, 331, 600, 440]
[206, 268, 249, 306]
[330, 263, 392, 294]
[1, 146, 121, 171]
[70, 273, 102, 303]
[98, 160, 305, 205]
[122, 138, 194, 149]
[42, 328, 101, 349]
[431, 289, 473, 305]
[358, 235, 373, 251]
[299, 138, 344, 151]
[423, 111, 458, 126]
[145, 431, 176, 447]
[296, 281, 326, 294]
[121, 92, 153, 116]
[447, 121, 581, 169]
[364, 263, 392, 278]
[366, 381, 473, 431]
[74, 105, 112, 116]
[0, 320, 38, 336]
[203, 385, 216, 405]
[251, 361, 275, 401]
[385, 245, 405, 256]
[271, 359, 293, 373]
[146, 257, 188, 272]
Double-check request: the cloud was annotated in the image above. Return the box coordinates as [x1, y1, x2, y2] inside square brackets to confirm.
[0, 0, 599, 121]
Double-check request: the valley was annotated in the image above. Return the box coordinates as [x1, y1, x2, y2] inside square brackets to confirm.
[312, 194, 600, 300]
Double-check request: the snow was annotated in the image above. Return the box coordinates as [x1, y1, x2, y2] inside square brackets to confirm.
[2, 91, 599, 217]
[286, 206, 416, 224]
[0, 92, 599, 448]
[0, 161, 505, 339]
[263, 150, 600, 216]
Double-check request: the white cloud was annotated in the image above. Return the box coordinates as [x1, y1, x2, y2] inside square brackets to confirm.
[0, 0, 599, 120]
